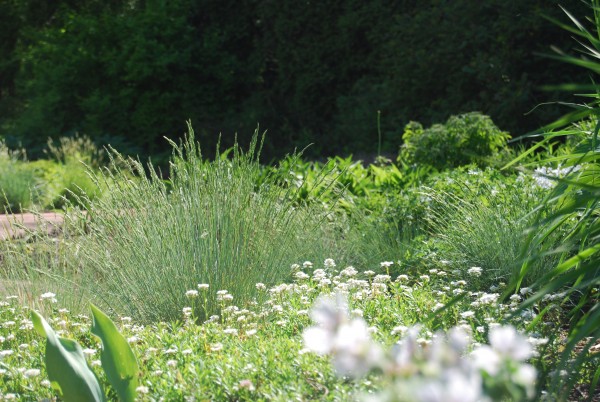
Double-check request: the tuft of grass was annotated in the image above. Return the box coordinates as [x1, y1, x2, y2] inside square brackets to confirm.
[426, 172, 561, 289]
[61, 126, 341, 322]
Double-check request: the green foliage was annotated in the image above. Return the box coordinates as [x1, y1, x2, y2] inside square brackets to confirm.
[32, 304, 139, 402]
[399, 112, 511, 170]
[31, 310, 106, 401]
[90, 304, 139, 402]
[0, 0, 590, 159]
[0, 142, 39, 212]
[507, 1, 600, 398]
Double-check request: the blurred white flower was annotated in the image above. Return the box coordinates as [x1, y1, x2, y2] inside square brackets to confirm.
[489, 325, 533, 361]
[40, 292, 57, 302]
[302, 261, 313, 269]
[294, 271, 310, 280]
[340, 266, 358, 277]
[467, 267, 482, 277]
[23, 368, 40, 378]
[185, 290, 198, 298]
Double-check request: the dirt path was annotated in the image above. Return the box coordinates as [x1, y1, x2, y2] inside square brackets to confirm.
[0, 212, 65, 240]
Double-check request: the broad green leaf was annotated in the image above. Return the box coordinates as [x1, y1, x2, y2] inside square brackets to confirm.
[90, 304, 139, 402]
[31, 311, 105, 402]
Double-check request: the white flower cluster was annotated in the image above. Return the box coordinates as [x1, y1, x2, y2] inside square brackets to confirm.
[303, 293, 537, 402]
[532, 165, 580, 189]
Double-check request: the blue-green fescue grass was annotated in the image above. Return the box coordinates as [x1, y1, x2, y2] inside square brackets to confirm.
[0, 257, 563, 401]
[422, 167, 565, 289]
[45, 128, 355, 322]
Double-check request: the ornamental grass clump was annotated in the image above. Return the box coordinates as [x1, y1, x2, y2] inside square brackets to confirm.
[426, 170, 561, 289]
[71, 125, 337, 323]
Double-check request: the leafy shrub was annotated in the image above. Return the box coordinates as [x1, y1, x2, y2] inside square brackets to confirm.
[0, 141, 40, 212]
[399, 112, 511, 170]
[43, 135, 105, 209]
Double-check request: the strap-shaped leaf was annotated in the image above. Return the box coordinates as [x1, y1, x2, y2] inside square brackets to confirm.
[90, 304, 139, 402]
[31, 311, 105, 402]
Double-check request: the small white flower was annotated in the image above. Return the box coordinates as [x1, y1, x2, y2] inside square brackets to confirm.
[185, 290, 199, 298]
[23, 368, 40, 378]
[41, 292, 57, 302]
[519, 287, 533, 296]
[0, 350, 14, 358]
[210, 343, 223, 352]
[380, 261, 394, 268]
[324, 258, 336, 269]
[340, 266, 358, 277]
[238, 379, 255, 391]
[197, 283, 209, 290]
[223, 328, 238, 335]
[460, 311, 475, 319]
[514, 364, 537, 399]
[127, 336, 139, 344]
[303, 261, 313, 269]
[294, 271, 310, 280]
[467, 267, 482, 277]
[479, 293, 499, 304]
[255, 283, 266, 290]
[373, 274, 391, 283]
[136, 386, 150, 394]
[166, 359, 177, 368]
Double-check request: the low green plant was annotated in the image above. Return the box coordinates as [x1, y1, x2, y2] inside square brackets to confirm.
[399, 112, 512, 170]
[32, 304, 138, 401]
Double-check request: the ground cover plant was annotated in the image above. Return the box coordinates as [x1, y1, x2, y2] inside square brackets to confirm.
[0, 258, 564, 400]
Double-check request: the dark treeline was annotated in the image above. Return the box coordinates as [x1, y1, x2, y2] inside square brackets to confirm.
[0, 0, 589, 161]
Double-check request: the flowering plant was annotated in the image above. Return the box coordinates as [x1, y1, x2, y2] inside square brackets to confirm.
[303, 293, 536, 401]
